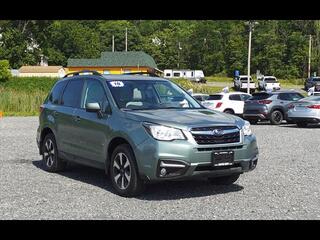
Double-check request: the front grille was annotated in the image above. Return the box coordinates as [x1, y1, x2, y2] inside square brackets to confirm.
[191, 126, 240, 145]
[195, 163, 241, 172]
[197, 145, 243, 152]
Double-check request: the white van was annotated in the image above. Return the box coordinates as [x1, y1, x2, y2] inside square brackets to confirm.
[164, 69, 206, 83]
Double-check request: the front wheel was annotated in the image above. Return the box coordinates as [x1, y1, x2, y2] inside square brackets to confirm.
[110, 144, 145, 197]
[42, 133, 67, 172]
[208, 174, 240, 185]
[270, 110, 283, 125]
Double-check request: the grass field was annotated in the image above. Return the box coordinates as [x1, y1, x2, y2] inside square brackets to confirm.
[0, 76, 305, 116]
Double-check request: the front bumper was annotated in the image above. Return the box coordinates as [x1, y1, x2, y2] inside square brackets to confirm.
[134, 132, 259, 181]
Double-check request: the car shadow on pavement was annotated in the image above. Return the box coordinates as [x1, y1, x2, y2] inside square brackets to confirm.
[32, 160, 244, 200]
[278, 124, 320, 129]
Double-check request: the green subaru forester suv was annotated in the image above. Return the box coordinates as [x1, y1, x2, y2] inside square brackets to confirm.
[37, 71, 259, 197]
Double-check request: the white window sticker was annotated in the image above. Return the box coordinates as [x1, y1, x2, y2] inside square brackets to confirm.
[110, 81, 124, 87]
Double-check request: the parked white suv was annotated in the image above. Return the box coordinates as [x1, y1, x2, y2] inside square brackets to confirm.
[234, 75, 256, 92]
[258, 76, 280, 91]
[202, 92, 252, 116]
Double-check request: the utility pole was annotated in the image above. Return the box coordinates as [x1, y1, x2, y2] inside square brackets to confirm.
[125, 28, 128, 52]
[308, 34, 312, 79]
[245, 21, 258, 94]
[177, 42, 182, 68]
[112, 35, 115, 52]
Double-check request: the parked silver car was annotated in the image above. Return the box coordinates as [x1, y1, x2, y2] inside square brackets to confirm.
[287, 95, 320, 127]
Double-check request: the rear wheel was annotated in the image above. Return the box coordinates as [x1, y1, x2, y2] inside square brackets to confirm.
[297, 122, 308, 128]
[42, 133, 67, 172]
[110, 144, 145, 197]
[208, 174, 240, 185]
[224, 109, 234, 115]
[270, 110, 283, 125]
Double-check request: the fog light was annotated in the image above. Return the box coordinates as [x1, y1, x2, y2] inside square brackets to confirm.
[160, 168, 167, 176]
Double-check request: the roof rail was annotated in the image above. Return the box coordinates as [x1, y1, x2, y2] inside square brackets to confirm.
[122, 71, 159, 77]
[63, 70, 102, 78]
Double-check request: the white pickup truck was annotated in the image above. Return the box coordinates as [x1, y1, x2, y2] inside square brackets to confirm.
[258, 76, 281, 91]
[234, 75, 256, 92]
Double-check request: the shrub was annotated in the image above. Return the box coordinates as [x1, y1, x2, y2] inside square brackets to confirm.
[0, 60, 11, 83]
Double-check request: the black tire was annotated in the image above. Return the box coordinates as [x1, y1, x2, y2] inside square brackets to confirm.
[208, 174, 240, 185]
[297, 122, 308, 128]
[270, 110, 283, 125]
[42, 133, 67, 172]
[249, 120, 258, 125]
[224, 109, 235, 115]
[109, 144, 145, 197]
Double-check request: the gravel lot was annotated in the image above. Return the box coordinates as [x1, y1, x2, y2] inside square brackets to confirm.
[0, 117, 319, 220]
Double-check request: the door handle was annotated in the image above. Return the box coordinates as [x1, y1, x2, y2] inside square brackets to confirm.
[74, 115, 81, 122]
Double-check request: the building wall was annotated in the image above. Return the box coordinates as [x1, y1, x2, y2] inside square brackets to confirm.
[67, 66, 153, 74]
[19, 72, 63, 77]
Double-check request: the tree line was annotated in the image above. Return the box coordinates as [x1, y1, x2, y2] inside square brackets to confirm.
[0, 20, 319, 78]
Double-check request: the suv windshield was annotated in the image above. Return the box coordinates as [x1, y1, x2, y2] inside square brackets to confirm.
[106, 80, 203, 110]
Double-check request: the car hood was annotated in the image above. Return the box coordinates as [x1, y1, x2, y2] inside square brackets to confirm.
[123, 109, 244, 130]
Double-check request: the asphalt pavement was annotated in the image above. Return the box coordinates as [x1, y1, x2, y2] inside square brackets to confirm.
[0, 117, 319, 219]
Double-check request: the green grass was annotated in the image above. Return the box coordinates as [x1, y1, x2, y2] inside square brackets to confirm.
[206, 76, 232, 83]
[171, 78, 226, 94]
[0, 76, 306, 116]
[0, 87, 48, 116]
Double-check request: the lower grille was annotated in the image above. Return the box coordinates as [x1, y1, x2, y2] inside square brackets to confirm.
[191, 126, 240, 145]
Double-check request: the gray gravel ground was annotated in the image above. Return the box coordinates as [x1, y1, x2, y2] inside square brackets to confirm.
[0, 117, 319, 220]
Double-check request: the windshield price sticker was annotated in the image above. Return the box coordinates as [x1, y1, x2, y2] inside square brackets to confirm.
[110, 81, 124, 87]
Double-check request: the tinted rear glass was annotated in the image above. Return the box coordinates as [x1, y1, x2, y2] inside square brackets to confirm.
[61, 79, 84, 108]
[208, 95, 223, 100]
[312, 78, 320, 81]
[249, 93, 272, 100]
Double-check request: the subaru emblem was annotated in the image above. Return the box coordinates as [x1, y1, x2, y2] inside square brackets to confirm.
[212, 129, 224, 136]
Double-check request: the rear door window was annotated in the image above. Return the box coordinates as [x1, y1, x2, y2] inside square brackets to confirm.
[278, 93, 304, 101]
[229, 94, 242, 101]
[61, 79, 84, 108]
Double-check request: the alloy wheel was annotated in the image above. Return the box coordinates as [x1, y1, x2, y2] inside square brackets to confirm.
[44, 139, 55, 168]
[113, 152, 131, 190]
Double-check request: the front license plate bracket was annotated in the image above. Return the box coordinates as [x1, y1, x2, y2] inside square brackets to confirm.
[211, 151, 234, 166]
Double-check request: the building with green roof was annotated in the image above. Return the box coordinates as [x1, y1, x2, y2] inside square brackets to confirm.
[67, 51, 162, 75]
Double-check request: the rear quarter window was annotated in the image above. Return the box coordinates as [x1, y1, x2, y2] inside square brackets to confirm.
[49, 80, 67, 105]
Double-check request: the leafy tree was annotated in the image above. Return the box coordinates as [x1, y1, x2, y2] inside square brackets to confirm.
[0, 60, 11, 82]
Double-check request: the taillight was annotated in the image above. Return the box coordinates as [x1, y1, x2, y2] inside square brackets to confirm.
[216, 102, 223, 108]
[307, 104, 320, 109]
[258, 100, 272, 104]
[288, 104, 294, 109]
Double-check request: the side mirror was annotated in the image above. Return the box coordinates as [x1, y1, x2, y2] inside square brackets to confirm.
[85, 102, 101, 112]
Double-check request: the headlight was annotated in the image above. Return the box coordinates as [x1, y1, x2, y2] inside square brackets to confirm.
[242, 121, 252, 136]
[143, 123, 186, 141]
